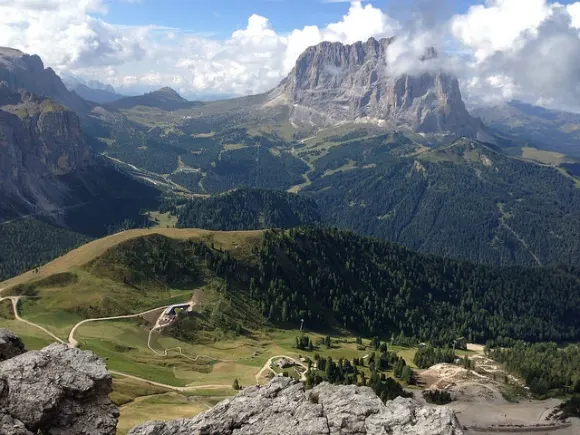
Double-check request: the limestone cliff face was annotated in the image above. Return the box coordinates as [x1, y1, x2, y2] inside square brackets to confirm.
[0, 86, 91, 218]
[267, 38, 478, 135]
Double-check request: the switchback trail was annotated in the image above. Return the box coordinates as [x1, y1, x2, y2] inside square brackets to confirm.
[0, 292, 308, 390]
[68, 306, 169, 348]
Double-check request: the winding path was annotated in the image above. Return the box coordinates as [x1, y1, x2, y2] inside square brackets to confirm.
[0, 288, 308, 390]
[0, 295, 65, 344]
[109, 370, 231, 392]
[68, 306, 169, 348]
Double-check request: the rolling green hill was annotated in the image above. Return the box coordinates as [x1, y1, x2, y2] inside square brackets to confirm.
[8, 228, 580, 345]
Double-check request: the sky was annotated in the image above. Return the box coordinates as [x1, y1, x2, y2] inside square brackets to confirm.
[2, 0, 580, 110]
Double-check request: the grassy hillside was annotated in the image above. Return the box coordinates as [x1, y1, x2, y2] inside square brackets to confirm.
[2, 226, 578, 427]
[6, 227, 580, 346]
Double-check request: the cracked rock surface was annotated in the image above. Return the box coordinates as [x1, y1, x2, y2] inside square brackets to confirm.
[0, 329, 26, 361]
[129, 377, 463, 435]
[0, 340, 119, 435]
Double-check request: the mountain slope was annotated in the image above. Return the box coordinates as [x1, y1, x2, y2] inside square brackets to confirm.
[173, 188, 321, 230]
[267, 38, 481, 136]
[106, 87, 201, 111]
[0, 85, 91, 219]
[303, 137, 580, 266]
[472, 101, 580, 158]
[6, 228, 580, 344]
[0, 84, 160, 281]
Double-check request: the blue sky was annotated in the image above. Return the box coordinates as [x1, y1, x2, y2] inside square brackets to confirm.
[105, 0, 479, 37]
[105, 0, 580, 38]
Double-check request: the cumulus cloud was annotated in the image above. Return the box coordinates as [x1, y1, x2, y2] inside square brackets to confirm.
[2, 0, 580, 111]
[0, 0, 402, 97]
[451, 0, 580, 110]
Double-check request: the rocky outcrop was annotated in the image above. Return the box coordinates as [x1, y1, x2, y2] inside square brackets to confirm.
[0, 329, 25, 362]
[267, 37, 479, 136]
[129, 377, 463, 435]
[0, 339, 118, 435]
[0, 47, 90, 113]
[0, 85, 92, 219]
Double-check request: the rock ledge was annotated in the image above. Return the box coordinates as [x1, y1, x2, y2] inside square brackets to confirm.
[129, 377, 463, 434]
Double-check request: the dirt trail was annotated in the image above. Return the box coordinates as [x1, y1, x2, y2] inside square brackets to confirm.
[0, 296, 65, 344]
[109, 370, 231, 392]
[68, 306, 171, 348]
[255, 355, 308, 384]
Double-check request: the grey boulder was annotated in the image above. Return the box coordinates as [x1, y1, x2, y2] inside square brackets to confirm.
[0, 329, 26, 361]
[0, 342, 118, 435]
[129, 377, 463, 435]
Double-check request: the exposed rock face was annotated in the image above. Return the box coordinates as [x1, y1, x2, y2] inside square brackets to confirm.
[0, 47, 90, 113]
[0, 85, 91, 219]
[0, 329, 25, 362]
[129, 377, 463, 435]
[267, 37, 478, 135]
[0, 339, 118, 435]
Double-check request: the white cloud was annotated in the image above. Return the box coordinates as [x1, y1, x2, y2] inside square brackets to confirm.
[451, 0, 580, 110]
[2, 0, 580, 111]
[0, 0, 400, 97]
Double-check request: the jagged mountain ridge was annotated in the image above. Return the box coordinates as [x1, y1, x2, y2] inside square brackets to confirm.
[0, 47, 91, 114]
[267, 37, 481, 136]
[129, 377, 462, 435]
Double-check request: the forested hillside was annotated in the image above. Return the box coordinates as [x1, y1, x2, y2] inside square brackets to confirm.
[0, 219, 90, 281]
[304, 137, 580, 266]
[249, 228, 580, 343]
[487, 342, 580, 397]
[68, 228, 580, 345]
[174, 188, 321, 230]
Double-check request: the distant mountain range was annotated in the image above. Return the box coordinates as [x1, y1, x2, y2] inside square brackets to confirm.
[472, 101, 580, 157]
[1, 41, 580, 274]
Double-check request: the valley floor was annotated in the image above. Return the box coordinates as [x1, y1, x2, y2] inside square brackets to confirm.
[1, 276, 577, 434]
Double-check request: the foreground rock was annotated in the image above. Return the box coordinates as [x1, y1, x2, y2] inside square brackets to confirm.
[0, 329, 26, 361]
[0, 340, 118, 435]
[129, 377, 463, 434]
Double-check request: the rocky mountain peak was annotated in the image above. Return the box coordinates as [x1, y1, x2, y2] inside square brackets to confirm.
[0, 331, 118, 435]
[156, 87, 183, 99]
[267, 37, 479, 136]
[0, 47, 90, 113]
